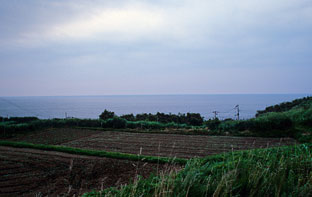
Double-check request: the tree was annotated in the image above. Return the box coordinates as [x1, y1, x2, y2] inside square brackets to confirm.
[99, 109, 115, 120]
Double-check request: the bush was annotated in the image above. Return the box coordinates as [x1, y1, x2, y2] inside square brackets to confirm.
[117, 112, 204, 126]
[103, 117, 127, 129]
[99, 109, 115, 120]
[205, 119, 221, 130]
[250, 113, 293, 136]
[8, 117, 39, 123]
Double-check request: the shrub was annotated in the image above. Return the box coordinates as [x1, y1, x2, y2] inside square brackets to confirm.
[205, 119, 221, 130]
[99, 109, 115, 120]
[7, 117, 39, 123]
[103, 117, 127, 129]
[251, 113, 293, 130]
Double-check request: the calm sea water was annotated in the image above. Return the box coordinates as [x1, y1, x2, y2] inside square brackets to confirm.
[0, 94, 309, 120]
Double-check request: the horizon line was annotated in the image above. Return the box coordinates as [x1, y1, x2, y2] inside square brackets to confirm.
[0, 93, 311, 97]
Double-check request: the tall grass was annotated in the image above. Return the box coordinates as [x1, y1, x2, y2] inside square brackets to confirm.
[84, 144, 312, 197]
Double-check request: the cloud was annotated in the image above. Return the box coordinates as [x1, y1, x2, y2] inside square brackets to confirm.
[44, 5, 165, 41]
[10, 0, 310, 48]
[1, 0, 312, 96]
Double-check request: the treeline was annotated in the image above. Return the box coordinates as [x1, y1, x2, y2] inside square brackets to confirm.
[205, 113, 294, 137]
[256, 96, 312, 117]
[0, 117, 196, 138]
[0, 116, 38, 123]
[99, 110, 204, 126]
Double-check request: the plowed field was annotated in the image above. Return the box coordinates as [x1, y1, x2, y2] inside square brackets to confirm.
[61, 131, 296, 159]
[1, 128, 297, 195]
[0, 146, 170, 196]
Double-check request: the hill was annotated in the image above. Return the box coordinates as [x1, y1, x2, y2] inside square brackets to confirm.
[256, 96, 312, 117]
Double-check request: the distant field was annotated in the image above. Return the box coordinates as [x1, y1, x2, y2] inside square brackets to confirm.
[8, 128, 103, 145]
[60, 130, 296, 158]
[7, 128, 297, 159]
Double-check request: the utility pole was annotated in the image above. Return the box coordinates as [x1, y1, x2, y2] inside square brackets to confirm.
[235, 105, 240, 120]
[65, 112, 67, 119]
[212, 111, 219, 120]
[2, 116, 5, 136]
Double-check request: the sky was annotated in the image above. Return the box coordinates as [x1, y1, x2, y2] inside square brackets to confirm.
[0, 0, 311, 96]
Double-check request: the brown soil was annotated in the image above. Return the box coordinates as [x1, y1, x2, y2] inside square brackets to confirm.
[61, 131, 297, 159]
[1, 128, 297, 196]
[8, 128, 103, 145]
[0, 146, 173, 197]
[7, 128, 297, 159]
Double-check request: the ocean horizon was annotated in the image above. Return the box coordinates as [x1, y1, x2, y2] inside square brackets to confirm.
[0, 94, 310, 120]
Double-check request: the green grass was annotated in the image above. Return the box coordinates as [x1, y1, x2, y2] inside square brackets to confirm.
[84, 143, 312, 197]
[0, 118, 200, 138]
[0, 140, 187, 165]
[205, 99, 312, 141]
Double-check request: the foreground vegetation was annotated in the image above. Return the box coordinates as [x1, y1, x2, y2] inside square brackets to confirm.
[84, 143, 312, 197]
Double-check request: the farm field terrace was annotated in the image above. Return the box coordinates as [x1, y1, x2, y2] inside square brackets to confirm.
[0, 145, 172, 196]
[0, 128, 304, 196]
[5, 128, 296, 159]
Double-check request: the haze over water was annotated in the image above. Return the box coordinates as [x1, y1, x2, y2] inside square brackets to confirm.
[0, 94, 308, 120]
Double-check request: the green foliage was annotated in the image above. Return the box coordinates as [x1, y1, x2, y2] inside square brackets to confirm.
[120, 113, 135, 121]
[119, 112, 204, 126]
[250, 113, 293, 136]
[99, 109, 115, 120]
[0, 116, 39, 123]
[0, 117, 196, 138]
[0, 118, 103, 138]
[216, 115, 294, 137]
[85, 144, 312, 197]
[208, 103, 312, 138]
[0, 140, 187, 165]
[103, 117, 127, 129]
[256, 96, 312, 117]
[204, 118, 221, 130]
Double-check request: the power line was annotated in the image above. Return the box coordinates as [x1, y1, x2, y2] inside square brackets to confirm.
[218, 108, 235, 114]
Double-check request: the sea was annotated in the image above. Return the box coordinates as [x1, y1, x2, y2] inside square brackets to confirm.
[0, 94, 310, 120]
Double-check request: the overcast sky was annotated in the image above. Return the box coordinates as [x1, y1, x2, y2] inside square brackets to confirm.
[0, 0, 311, 96]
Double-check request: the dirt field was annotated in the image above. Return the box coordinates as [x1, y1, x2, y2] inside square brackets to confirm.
[8, 128, 103, 145]
[61, 130, 296, 159]
[0, 146, 172, 196]
[7, 128, 297, 159]
[1, 128, 297, 195]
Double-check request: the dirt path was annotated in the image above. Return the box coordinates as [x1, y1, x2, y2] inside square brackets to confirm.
[0, 146, 173, 196]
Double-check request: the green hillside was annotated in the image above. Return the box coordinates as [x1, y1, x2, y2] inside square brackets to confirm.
[256, 96, 312, 117]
